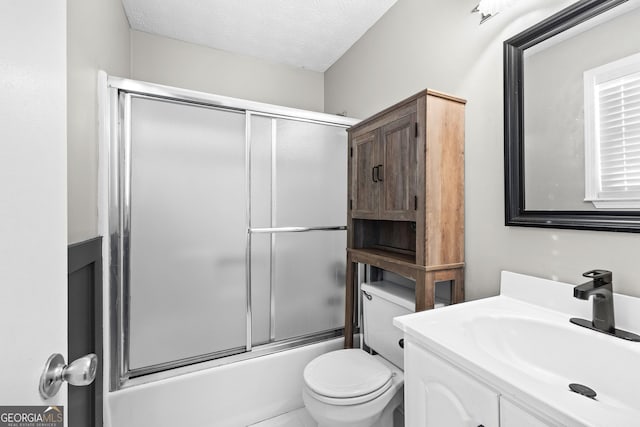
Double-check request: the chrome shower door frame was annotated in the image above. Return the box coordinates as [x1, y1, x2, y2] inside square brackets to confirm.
[106, 76, 357, 390]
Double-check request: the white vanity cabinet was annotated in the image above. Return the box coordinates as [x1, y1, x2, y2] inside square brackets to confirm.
[500, 397, 552, 427]
[396, 271, 640, 427]
[405, 339, 554, 427]
[405, 340, 499, 427]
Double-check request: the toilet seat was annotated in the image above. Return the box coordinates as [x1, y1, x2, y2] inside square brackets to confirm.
[304, 377, 393, 406]
[303, 349, 393, 406]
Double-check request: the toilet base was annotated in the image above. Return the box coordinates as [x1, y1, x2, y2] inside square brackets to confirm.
[303, 385, 403, 427]
[374, 390, 403, 427]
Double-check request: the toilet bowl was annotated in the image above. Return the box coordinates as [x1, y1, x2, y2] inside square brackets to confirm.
[302, 349, 404, 427]
[302, 281, 414, 427]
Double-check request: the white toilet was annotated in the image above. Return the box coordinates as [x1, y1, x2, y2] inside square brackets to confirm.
[303, 280, 415, 427]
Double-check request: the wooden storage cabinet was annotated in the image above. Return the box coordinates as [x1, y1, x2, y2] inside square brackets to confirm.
[351, 111, 418, 221]
[345, 89, 466, 347]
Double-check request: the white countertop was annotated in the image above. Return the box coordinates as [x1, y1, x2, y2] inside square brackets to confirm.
[393, 271, 640, 427]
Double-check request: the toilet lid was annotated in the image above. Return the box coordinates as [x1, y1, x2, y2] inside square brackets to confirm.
[303, 349, 392, 398]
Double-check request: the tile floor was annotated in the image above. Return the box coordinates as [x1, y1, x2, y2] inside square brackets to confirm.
[247, 405, 404, 427]
[248, 408, 317, 427]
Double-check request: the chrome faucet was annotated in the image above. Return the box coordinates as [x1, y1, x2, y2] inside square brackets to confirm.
[570, 269, 640, 342]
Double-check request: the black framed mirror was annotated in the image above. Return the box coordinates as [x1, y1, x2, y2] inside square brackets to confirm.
[504, 0, 640, 232]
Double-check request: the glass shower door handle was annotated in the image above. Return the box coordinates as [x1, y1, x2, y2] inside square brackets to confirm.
[39, 353, 98, 399]
[250, 226, 346, 233]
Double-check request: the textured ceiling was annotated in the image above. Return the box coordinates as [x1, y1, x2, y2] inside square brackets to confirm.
[122, 0, 398, 72]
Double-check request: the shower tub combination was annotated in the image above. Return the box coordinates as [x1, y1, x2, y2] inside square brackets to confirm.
[99, 74, 358, 426]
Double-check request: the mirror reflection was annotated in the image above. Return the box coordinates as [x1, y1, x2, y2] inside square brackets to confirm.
[523, 1, 640, 211]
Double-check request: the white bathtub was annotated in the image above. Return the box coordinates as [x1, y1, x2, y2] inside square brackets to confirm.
[105, 339, 342, 427]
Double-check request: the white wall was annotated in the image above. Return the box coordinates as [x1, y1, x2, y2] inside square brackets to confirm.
[69, 26, 325, 244]
[325, 0, 640, 298]
[67, 0, 131, 243]
[130, 30, 325, 112]
[0, 0, 68, 413]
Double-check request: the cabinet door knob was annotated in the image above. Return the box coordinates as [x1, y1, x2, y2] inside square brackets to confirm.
[376, 164, 384, 181]
[372, 166, 378, 182]
[398, 338, 404, 348]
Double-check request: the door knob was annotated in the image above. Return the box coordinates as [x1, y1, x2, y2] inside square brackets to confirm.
[39, 353, 98, 399]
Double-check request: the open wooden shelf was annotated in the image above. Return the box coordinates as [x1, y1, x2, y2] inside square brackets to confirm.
[348, 248, 418, 279]
[348, 248, 466, 279]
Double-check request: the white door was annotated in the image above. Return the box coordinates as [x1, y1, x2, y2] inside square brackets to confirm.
[0, 0, 68, 423]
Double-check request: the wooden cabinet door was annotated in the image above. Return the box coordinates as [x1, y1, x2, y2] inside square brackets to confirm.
[405, 340, 499, 427]
[379, 113, 418, 220]
[350, 130, 380, 218]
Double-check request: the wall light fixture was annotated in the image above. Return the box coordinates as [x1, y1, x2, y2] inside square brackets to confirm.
[472, 0, 516, 23]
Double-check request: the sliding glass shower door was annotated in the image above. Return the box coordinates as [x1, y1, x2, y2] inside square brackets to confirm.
[127, 96, 247, 371]
[110, 85, 352, 388]
[250, 116, 347, 344]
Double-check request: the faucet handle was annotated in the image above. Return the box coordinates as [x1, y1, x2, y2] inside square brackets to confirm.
[582, 269, 612, 286]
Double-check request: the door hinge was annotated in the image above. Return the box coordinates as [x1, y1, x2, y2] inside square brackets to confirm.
[414, 195, 418, 210]
[350, 147, 353, 157]
[350, 199, 353, 210]
[414, 122, 419, 138]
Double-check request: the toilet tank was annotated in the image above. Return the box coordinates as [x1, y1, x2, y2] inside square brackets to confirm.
[362, 280, 415, 370]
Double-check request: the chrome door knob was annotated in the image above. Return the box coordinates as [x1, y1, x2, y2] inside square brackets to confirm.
[39, 353, 98, 399]
[63, 353, 98, 386]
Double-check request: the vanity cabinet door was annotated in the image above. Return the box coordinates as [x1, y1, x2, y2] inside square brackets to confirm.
[500, 397, 553, 427]
[350, 129, 380, 219]
[405, 340, 500, 427]
[378, 113, 418, 221]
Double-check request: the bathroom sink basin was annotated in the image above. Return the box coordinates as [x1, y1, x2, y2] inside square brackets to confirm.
[465, 315, 640, 411]
[394, 271, 640, 426]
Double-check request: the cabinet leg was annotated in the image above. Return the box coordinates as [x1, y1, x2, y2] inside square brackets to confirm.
[416, 268, 465, 311]
[451, 267, 465, 304]
[416, 272, 435, 312]
[344, 258, 356, 348]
